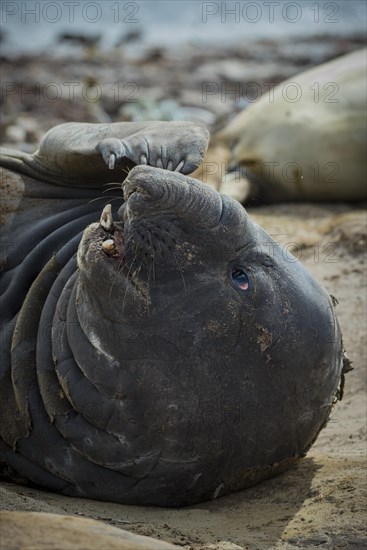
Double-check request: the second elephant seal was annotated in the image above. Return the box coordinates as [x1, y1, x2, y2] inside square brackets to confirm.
[218, 49, 367, 202]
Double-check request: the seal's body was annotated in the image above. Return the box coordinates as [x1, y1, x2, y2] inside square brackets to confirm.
[0, 122, 345, 506]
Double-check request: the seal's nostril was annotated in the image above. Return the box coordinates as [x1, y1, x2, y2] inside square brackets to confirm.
[123, 183, 139, 202]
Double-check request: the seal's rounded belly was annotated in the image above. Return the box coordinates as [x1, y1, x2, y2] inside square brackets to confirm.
[0, 124, 347, 506]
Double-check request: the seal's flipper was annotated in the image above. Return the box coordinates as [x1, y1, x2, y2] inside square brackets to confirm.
[0, 121, 210, 188]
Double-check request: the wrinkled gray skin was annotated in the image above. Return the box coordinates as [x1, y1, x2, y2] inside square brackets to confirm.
[0, 122, 346, 507]
[0, 120, 209, 186]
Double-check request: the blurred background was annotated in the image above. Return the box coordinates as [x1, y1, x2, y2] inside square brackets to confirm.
[0, 0, 365, 148]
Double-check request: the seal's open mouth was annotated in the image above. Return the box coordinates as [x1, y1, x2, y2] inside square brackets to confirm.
[99, 204, 125, 260]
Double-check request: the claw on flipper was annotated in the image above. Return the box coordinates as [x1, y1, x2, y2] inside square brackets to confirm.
[108, 154, 116, 170]
[175, 160, 185, 172]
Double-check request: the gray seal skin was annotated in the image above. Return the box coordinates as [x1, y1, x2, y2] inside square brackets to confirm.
[0, 120, 209, 187]
[0, 123, 347, 506]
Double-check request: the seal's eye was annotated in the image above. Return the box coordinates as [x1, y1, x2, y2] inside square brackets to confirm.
[231, 268, 249, 291]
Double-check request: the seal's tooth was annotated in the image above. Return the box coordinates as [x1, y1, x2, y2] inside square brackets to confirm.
[100, 204, 114, 231]
[102, 239, 116, 255]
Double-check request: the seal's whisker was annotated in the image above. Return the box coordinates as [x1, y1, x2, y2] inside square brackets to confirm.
[102, 187, 124, 194]
[108, 255, 125, 300]
[108, 235, 138, 297]
[147, 233, 160, 266]
[129, 242, 141, 271]
[176, 262, 187, 294]
[148, 230, 163, 259]
[88, 196, 107, 204]
[146, 257, 153, 294]
[88, 195, 123, 206]
[121, 243, 140, 311]
[123, 233, 136, 253]
[156, 237, 164, 258]
[151, 256, 156, 285]
[121, 259, 138, 311]
[99, 198, 123, 211]
[135, 259, 149, 313]
[122, 238, 139, 272]
[148, 232, 154, 249]
[146, 234, 157, 286]
[102, 182, 122, 188]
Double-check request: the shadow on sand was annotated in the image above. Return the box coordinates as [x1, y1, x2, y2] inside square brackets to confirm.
[0, 457, 320, 549]
[184, 456, 320, 548]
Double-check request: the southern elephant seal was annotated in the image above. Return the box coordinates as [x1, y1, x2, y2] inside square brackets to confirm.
[0, 122, 348, 506]
[217, 48, 367, 203]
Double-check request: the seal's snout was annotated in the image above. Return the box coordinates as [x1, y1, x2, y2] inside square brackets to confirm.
[119, 165, 223, 229]
[118, 167, 165, 223]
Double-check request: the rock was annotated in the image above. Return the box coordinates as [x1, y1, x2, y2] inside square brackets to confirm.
[58, 33, 101, 48]
[119, 98, 215, 124]
[194, 59, 298, 83]
[194, 542, 245, 550]
[115, 30, 143, 47]
[4, 125, 25, 144]
[5, 115, 42, 146]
